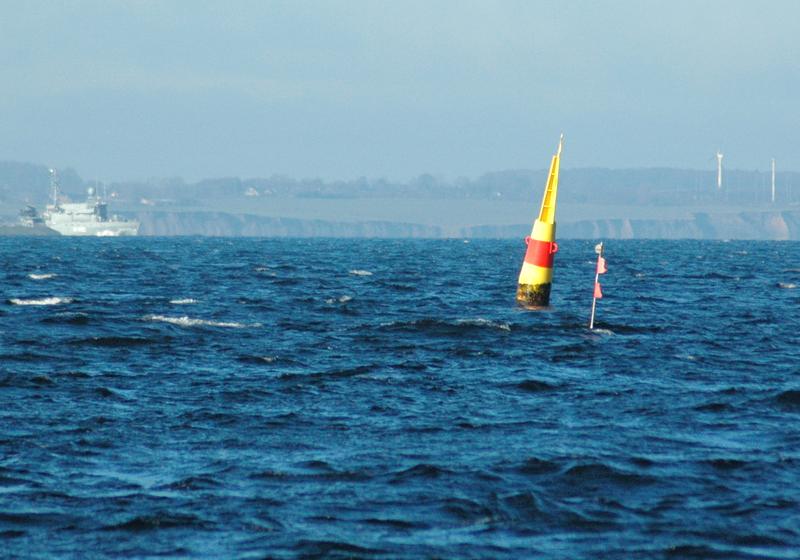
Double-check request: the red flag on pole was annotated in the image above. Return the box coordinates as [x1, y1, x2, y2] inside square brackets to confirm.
[590, 242, 606, 329]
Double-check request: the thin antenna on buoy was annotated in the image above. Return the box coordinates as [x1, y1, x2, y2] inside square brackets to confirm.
[589, 242, 607, 330]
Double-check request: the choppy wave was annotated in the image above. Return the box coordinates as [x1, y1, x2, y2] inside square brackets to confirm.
[237, 355, 286, 365]
[380, 317, 510, 334]
[41, 312, 90, 325]
[103, 513, 208, 531]
[2, 238, 799, 558]
[28, 273, 57, 280]
[775, 389, 800, 408]
[9, 297, 72, 306]
[455, 318, 511, 331]
[325, 295, 353, 304]
[349, 269, 373, 276]
[144, 314, 259, 328]
[170, 298, 198, 304]
[515, 379, 560, 392]
[777, 282, 797, 289]
[70, 336, 162, 347]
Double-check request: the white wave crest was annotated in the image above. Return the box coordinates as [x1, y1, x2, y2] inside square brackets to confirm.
[10, 297, 73, 306]
[169, 298, 198, 304]
[28, 273, 57, 280]
[349, 269, 373, 276]
[778, 282, 797, 289]
[325, 295, 353, 304]
[144, 314, 259, 328]
[456, 318, 511, 331]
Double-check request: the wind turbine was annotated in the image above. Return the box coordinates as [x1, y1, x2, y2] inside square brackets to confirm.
[716, 150, 723, 190]
[771, 158, 776, 203]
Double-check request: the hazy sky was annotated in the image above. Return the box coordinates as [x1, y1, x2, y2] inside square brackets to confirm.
[1, 0, 798, 181]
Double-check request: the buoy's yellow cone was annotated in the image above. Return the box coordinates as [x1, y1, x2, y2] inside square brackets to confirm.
[516, 135, 563, 307]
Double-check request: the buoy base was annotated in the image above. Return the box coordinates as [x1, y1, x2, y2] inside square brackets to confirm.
[516, 282, 551, 307]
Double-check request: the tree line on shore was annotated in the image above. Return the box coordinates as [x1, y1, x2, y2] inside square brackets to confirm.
[1, 160, 798, 209]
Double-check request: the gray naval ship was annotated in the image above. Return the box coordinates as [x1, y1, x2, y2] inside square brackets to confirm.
[43, 169, 139, 236]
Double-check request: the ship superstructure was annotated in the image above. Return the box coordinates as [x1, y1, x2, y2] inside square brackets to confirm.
[18, 205, 45, 227]
[43, 169, 139, 236]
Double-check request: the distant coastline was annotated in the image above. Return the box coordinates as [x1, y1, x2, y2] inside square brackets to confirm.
[4, 208, 797, 240]
[2, 159, 799, 239]
[0, 224, 60, 236]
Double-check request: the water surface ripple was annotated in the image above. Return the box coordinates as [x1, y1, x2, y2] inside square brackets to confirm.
[1, 238, 799, 558]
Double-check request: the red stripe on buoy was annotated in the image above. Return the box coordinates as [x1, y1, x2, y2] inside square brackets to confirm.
[524, 237, 558, 268]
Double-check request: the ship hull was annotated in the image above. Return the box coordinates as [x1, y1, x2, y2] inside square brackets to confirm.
[44, 220, 140, 236]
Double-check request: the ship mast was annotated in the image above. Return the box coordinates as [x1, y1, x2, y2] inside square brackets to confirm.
[49, 168, 60, 207]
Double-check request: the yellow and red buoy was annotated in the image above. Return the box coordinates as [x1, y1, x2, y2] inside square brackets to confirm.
[516, 135, 563, 307]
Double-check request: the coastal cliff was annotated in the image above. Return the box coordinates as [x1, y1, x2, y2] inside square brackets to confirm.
[134, 210, 800, 239]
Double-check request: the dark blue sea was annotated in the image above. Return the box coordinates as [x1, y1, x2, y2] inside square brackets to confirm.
[1, 238, 799, 559]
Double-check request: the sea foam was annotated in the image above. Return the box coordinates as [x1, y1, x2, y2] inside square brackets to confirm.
[10, 297, 72, 306]
[28, 273, 57, 280]
[144, 314, 259, 328]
